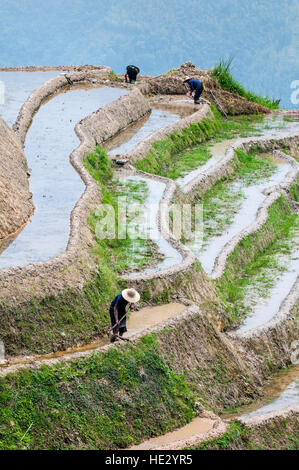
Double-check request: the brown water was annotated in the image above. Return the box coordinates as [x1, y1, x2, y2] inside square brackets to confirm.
[131, 365, 299, 450]
[222, 364, 299, 419]
[152, 103, 196, 117]
[0, 302, 185, 369]
[123, 175, 183, 278]
[126, 303, 185, 331]
[260, 152, 289, 165]
[130, 417, 215, 450]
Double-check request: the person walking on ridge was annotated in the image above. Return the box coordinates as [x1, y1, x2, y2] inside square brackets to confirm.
[184, 76, 204, 104]
[109, 288, 140, 342]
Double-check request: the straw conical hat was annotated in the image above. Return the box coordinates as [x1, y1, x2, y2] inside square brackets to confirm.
[122, 288, 140, 303]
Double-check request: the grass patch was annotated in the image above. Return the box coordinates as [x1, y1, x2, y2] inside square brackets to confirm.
[0, 334, 196, 450]
[192, 421, 249, 450]
[196, 149, 276, 242]
[0, 148, 164, 357]
[108, 70, 122, 82]
[216, 195, 298, 327]
[212, 57, 279, 110]
[289, 178, 299, 202]
[135, 108, 272, 179]
[189, 418, 299, 450]
[84, 146, 163, 274]
[0, 277, 121, 356]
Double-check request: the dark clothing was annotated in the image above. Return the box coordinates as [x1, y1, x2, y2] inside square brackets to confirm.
[187, 79, 203, 102]
[110, 293, 128, 334]
[126, 65, 139, 83]
[188, 78, 203, 92]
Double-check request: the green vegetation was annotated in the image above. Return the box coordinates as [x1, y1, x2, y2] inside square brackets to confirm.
[0, 279, 115, 356]
[0, 148, 164, 357]
[135, 108, 269, 179]
[193, 421, 248, 449]
[212, 58, 279, 110]
[283, 115, 295, 123]
[84, 146, 163, 274]
[217, 195, 298, 326]
[108, 70, 122, 82]
[197, 149, 276, 242]
[0, 309, 258, 450]
[0, 334, 195, 450]
[290, 179, 299, 202]
[161, 68, 179, 76]
[190, 419, 299, 450]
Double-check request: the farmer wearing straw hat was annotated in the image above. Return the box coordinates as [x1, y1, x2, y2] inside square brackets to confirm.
[109, 288, 140, 342]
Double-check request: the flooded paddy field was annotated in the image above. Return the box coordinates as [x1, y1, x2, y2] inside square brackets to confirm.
[0, 85, 128, 268]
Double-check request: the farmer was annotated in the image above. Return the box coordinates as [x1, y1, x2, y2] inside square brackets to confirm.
[125, 65, 140, 84]
[184, 76, 204, 104]
[109, 288, 140, 342]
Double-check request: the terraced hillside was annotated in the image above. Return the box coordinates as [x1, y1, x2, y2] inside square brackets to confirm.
[0, 64, 298, 450]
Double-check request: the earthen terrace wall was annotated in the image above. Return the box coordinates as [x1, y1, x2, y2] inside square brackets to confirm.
[0, 117, 34, 241]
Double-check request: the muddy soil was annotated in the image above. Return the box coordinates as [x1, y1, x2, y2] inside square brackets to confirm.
[130, 416, 216, 450]
[0, 303, 186, 370]
[0, 117, 34, 240]
[141, 62, 270, 115]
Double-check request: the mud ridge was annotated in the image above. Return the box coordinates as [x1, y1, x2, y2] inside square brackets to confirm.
[209, 146, 299, 280]
[230, 266, 298, 341]
[0, 300, 197, 376]
[121, 166, 197, 282]
[0, 73, 297, 366]
[238, 403, 299, 428]
[0, 117, 34, 240]
[0, 65, 112, 72]
[119, 133, 299, 285]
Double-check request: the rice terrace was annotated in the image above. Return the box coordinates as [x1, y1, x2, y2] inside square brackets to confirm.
[0, 58, 298, 452]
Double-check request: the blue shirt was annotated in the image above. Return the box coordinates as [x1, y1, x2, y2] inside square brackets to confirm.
[110, 293, 128, 317]
[188, 79, 203, 91]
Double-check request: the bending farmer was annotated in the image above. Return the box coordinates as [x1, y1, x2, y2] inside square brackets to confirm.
[125, 65, 140, 84]
[184, 76, 204, 104]
[109, 288, 140, 342]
